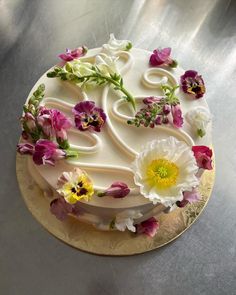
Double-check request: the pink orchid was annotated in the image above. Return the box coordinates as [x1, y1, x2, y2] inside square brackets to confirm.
[37, 107, 72, 140]
[59, 46, 87, 62]
[136, 217, 159, 237]
[171, 104, 183, 128]
[192, 146, 213, 170]
[149, 48, 177, 68]
[17, 143, 35, 155]
[33, 139, 66, 166]
[97, 182, 130, 198]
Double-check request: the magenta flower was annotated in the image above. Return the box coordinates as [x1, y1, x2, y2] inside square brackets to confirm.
[192, 145, 213, 170]
[180, 70, 205, 99]
[50, 197, 73, 221]
[73, 101, 106, 132]
[136, 217, 159, 237]
[97, 182, 130, 198]
[33, 139, 66, 166]
[59, 46, 87, 62]
[171, 104, 183, 128]
[143, 96, 162, 105]
[149, 48, 177, 68]
[37, 107, 72, 140]
[176, 188, 201, 208]
[17, 143, 35, 155]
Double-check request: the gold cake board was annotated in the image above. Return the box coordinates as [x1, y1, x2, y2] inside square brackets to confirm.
[16, 153, 215, 256]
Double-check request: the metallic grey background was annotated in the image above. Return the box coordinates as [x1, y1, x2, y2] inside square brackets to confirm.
[1, 0, 236, 294]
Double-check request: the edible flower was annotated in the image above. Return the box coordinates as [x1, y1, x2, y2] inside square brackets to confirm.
[50, 197, 73, 221]
[176, 188, 201, 208]
[186, 106, 211, 137]
[133, 137, 199, 207]
[17, 143, 35, 155]
[57, 169, 94, 204]
[73, 101, 106, 132]
[180, 70, 205, 99]
[59, 46, 87, 62]
[97, 181, 130, 198]
[192, 146, 213, 170]
[136, 217, 159, 237]
[113, 210, 142, 232]
[127, 85, 183, 129]
[102, 33, 132, 55]
[33, 139, 66, 166]
[95, 54, 119, 76]
[149, 47, 177, 68]
[37, 107, 72, 141]
[171, 104, 183, 128]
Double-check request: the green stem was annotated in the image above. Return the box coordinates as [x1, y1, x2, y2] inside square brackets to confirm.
[101, 75, 136, 110]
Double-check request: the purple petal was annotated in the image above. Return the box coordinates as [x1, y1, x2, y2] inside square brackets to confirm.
[136, 217, 159, 237]
[50, 197, 73, 221]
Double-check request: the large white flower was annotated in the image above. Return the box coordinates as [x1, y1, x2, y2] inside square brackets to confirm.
[185, 106, 212, 137]
[95, 53, 119, 76]
[133, 137, 199, 207]
[102, 33, 132, 55]
[114, 210, 142, 232]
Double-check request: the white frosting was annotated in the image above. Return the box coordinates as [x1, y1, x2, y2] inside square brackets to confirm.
[25, 47, 212, 229]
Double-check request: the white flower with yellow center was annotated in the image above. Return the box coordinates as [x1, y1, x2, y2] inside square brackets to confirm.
[102, 33, 132, 55]
[133, 137, 199, 207]
[186, 106, 212, 137]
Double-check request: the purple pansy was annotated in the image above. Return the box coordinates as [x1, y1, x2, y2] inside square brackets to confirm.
[50, 197, 73, 221]
[37, 107, 72, 140]
[136, 217, 159, 237]
[97, 182, 130, 198]
[73, 101, 106, 132]
[149, 48, 177, 68]
[192, 145, 213, 170]
[17, 143, 35, 155]
[171, 104, 183, 128]
[33, 139, 66, 166]
[180, 70, 205, 99]
[59, 46, 87, 62]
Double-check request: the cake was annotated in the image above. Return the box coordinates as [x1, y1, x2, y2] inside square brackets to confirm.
[17, 34, 213, 237]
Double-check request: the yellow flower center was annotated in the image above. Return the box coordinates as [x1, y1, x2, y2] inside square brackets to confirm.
[146, 159, 179, 189]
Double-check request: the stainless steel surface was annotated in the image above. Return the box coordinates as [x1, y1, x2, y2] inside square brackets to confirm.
[0, 0, 235, 294]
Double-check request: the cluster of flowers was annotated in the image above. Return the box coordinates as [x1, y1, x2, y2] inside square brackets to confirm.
[127, 85, 183, 129]
[176, 145, 213, 208]
[50, 169, 159, 237]
[149, 48, 205, 99]
[17, 84, 77, 165]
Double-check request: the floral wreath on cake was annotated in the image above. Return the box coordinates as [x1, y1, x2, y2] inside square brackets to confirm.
[17, 34, 213, 238]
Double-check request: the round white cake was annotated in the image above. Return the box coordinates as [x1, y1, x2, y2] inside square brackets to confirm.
[17, 35, 213, 236]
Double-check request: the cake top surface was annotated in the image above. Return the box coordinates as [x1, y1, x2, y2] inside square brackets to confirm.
[18, 34, 213, 213]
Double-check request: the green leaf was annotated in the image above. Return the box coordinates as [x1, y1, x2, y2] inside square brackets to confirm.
[65, 149, 79, 158]
[125, 42, 132, 51]
[109, 218, 116, 229]
[57, 138, 70, 150]
[47, 71, 57, 78]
